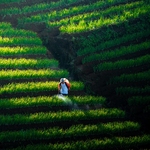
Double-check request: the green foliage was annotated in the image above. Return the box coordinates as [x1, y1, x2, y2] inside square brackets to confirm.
[0, 121, 140, 143]
[0, 0, 25, 4]
[108, 70, 150, 85]
[128, 96, 150, 106]
[78, 29, 150, 56]
[59, 1, 149, 33]
[0, 108, 125, 125]
[70, 95, 106, 105]
[94, 54, 150, 72]
[0, 69, 69, 80]
[0, 58, 59, 69]
[116, 86, 150, 95]
[0, 0, 82, 15]
[10, 134, 150, 150]
[0, 22, 12, 29]
[0, 46, 47, 56]
[0, 36, 42, 46]
[82, 40, 150, 63]
[0, 28, 38, 37]
[0, 95, 105, 109]
[0, 81, 84, 95]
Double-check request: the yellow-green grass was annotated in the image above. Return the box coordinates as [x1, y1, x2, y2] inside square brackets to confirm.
[0, 95, 106, 109]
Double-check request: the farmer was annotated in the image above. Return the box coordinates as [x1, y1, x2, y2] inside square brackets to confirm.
[58, 78, 70, 96]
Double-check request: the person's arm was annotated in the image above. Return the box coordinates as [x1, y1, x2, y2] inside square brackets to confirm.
[65, 82, 70, 90]
[58, 83, 61, 91]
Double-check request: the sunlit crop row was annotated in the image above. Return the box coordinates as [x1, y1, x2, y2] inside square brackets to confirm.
[0, 0, 25, 4]
[18, 0, 131, 25]
[0, 46, 47, 56]
[71, 95, 106, 105]
[10, 134, 150, 150]
[0, 22, 12, 29]
[0, 95, 106, 109]
[0, 0, 82, 15]
[108, 70, 150, 85]
[128, 96, 150, 106]
[0, 108, 125, 125]
[83, 40, 150, 63]
[76, 16, 150, 50]
[0, 69, 69, 80]
[0, 36, 42, 46]
[116, 86, 150, 95]
[0, 28, 37, 37]
[0, 81, 84, 95]
[94, 54, 150, 72]
[0, 58, 58, 69]
[48, 1, 144, 28]
[59, 2, 149, 33]
[0, 122, 140, 143]
[78, 29, 150, 56]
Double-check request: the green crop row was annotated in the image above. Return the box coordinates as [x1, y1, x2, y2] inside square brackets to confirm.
[59, 1, 149, 33]
[10, 134, 150, 150]
[0, 46, 47, 56]
[48, 1, 144, 29]
[0, 96, 64, 109]
[18, 0, 131, 26]
[0, 0, 25, 4]
[116, 86, 150, 95]
[0, 95, 106, 109]
[94, 54, 150, 72]
[0, 81, 84, 95]
[0, 36, 42, 46]
[0, 58, 58, 69]
[0, 108, 125, 125]
[77, 29, 150, 56]
[0, 0, 82, 15]
[0, 28, 38, 37]
[83, 40, 150, 64]
[108, 70, 150, 85]
[0, 69, 69, 80]
[0, 121, 140, 143]
[18, 0, 100, 25]
[128, 96, 150, 106]
[71, 95, 106, 105]
[76, 16, 150, 50]
[0, 22, 12, 29]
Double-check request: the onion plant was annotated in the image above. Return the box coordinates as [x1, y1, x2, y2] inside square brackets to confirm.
[59, 1, 149, 33]
[94, 54, 150, 72]
[0, 108, 125, 125]
[0, 69, 69, 80]
[82, 40, 150, 64]
[0, 122, 140, 143]
[10, 134, 150, 150]
[0, 29, 38, 37]
[0, 81, 84, 95]
[0, 46, 47, 56]
[0, 22, 12, 29]
[70, 95, 106, 105]
[0, 58, 59, 69]
[1, 0, 82, 15]
[0, 0, 25, 4]
[108, 70, 150, 85]
[78, 29, 150, 56]
[76, 17, 150, 51]
[0, 95, 106, 109]
[116, 86, 150, 95]
[0, 36, 42, 46]
[128, 96, 150, 106]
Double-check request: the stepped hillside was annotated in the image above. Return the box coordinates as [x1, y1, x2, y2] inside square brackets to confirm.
[0, 0, 150, 149]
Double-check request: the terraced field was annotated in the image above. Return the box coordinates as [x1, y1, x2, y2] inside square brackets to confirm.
[0, 0, 150, 149]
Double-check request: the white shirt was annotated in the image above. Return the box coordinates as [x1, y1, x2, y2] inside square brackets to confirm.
[60, 83, 68, 94]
